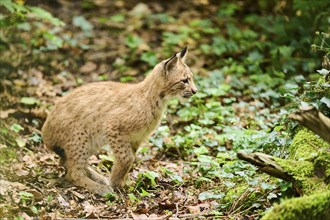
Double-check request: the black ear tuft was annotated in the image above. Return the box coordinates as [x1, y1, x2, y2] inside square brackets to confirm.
[164, 53, 177, 67]
[180, 46, 188, 58]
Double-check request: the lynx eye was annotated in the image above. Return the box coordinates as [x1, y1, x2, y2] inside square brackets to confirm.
[181, 78, 189, 84]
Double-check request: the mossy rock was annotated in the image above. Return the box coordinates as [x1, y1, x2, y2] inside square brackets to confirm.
[264, 128, 330, 219]
[262, 190, 330, 220]
[275, 128, 330, 195]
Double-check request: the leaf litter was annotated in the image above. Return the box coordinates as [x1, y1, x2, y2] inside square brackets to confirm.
[0, 1, 321, 219]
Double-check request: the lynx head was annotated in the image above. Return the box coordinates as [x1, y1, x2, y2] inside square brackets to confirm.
[156, 47, 197, 99]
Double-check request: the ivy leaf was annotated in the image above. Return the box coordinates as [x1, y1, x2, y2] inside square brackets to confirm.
[139, 189, 153, 197]
[73, 16, 93, 31]
[193, 146, 209, 155]
[267, 192, 278, 200]
[140, 171, 159, 187]
[19, 191, 34, 199]
[109, 14, 125, 22]
[16, 138, 26, 148]
[261, 182, 276, 190]
[317, 69, 329, 76]
[28, 132, 42, 143]
[29, 7, 65, 26]
[125, 34, 144, 49]
[20, 97, 40, 105]
[30, 206, 38, 214]
[141, 51, 158, 66]
[171, 174, 183, 184]
[320, 97, 330, 108]
[10, 123, 24, 132]
[99, 154, 114, 162]
[128, 193, 138, 202]
[198, 191, 224, 201]
[0, 0, 28, 13]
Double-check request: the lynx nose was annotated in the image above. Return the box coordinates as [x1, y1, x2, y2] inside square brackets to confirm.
[191, 87, 197, 94]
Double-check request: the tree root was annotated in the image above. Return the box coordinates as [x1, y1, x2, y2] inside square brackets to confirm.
[237, 151, 293, 181]
[289, 106, 330, 144]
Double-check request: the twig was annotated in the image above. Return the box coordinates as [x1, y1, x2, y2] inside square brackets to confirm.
[229, 187, 251, 213]
[178, 212, 226, 219]
[175, 202, 179, 217]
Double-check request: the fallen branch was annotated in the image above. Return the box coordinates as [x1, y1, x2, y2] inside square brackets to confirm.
[178, 212, 226, 219]
[289, 106, 330, 144]
[237, 151, 293, 181]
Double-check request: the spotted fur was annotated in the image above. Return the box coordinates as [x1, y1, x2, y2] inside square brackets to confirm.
[42, 47, 197, 195]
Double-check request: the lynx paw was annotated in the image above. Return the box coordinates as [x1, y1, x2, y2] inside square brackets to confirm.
[95, 185, 114, 196]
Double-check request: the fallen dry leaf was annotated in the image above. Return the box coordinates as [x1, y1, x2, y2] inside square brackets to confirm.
[187, 202, 211, 215]
[80, 61, 97, 74]
[82, 200, 95, 217]
[73, 190, 86, 200]
[57, 195, 70, 207]
[132, 213, 148, 220]
[25, 189, 43, 199]
[13, 163, 30, 177]
[187, 205, 200, 214]
[0, 109, 16, 119]
[0, 179, 27, 195]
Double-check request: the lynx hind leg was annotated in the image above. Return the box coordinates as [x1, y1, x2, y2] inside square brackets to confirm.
[64, 142, 112, 195]
[109, 140, 135, 190]
[86, 166, 110, 186]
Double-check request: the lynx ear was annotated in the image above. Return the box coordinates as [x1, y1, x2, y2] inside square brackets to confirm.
[164, 53, 178, 74]
[179, 46, 188, 62]
[163, 47, 188, 74]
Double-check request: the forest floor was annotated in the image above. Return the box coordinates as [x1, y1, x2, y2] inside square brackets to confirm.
[0, 1, 323, 219]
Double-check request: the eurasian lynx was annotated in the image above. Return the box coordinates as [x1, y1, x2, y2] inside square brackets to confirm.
[42, 47, 197, 195]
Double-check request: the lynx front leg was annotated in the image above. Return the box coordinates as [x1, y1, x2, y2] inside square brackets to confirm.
[68, 170, 112, 194]
[87, 166, 110, 186]
[109, 140, 135, 190]
[64, 142, 112, 195]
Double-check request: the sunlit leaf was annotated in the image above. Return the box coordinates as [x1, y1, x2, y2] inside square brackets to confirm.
[20, 97, 40, 105]
[125, 34, 144, 49]
[140, 188, 153, 197]
[73, 15, 93, 31]
[29, 7, 65, 26]
[198, 191, 224, 201]
[10, 123, 24, 133]
[320, 97, 330, 108]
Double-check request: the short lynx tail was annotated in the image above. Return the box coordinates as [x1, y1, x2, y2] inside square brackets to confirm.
[52, 145, 66, 166]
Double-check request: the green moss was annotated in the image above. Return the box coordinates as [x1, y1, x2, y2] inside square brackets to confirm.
[314, 151, 330, 180]
[262, 190, 330, 220]
[261, 129, 330, 218]
[298, 177, 328, 195]
[275, 159, 314, 177]
[223, 185, 247, 203]
[274, 129, 330, 195]
[0, 147, 17, 166]
[289, 129, 330, 160]
[223, 182, 262, 211]
[0, 122, 19, 171]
